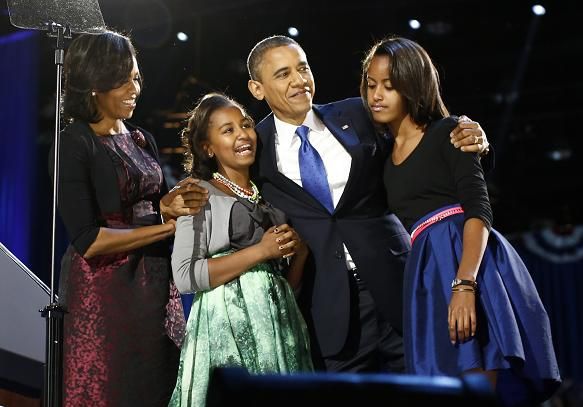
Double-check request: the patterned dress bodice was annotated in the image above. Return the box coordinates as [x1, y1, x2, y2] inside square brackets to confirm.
[99, 131, 163, 225]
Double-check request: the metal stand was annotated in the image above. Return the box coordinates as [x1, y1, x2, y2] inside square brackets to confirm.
[5, 1, 105, 405]
[39, 23, 71, 407]
[40, 303, 64, 407]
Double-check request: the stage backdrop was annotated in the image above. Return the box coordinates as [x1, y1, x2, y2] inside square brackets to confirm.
[0, 30, 38, 268]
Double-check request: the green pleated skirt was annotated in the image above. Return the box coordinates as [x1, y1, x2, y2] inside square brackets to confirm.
[168, 253, 314, 407]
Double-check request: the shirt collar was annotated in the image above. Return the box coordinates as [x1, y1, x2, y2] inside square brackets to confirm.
[273, 109, 326, 148]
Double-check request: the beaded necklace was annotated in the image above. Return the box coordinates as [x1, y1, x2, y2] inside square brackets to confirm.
[212, 172, 261, 204]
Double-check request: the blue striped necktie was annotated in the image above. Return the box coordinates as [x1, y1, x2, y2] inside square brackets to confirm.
[296, 125, 334, 213]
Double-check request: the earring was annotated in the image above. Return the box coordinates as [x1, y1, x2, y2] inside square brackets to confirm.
[91, 91, 96, 96]
[208, 152, 214, 158]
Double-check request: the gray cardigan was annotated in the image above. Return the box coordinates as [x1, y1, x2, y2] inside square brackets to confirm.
[171, 180, 237, 293]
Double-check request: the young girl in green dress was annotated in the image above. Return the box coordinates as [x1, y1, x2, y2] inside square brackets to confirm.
[169, 93, 314, 407]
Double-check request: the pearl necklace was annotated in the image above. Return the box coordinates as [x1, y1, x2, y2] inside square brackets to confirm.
[212, 172, 261, 204]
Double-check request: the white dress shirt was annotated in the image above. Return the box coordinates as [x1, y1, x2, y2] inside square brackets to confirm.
[273, 110, 356, 270]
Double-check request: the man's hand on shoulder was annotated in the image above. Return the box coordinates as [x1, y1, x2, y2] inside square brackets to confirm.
[160, 177, 209, 222]
[450, 115, 490, 156]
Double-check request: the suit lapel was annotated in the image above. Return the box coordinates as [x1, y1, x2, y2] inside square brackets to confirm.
[258, 115, 325, 213]
[314, 104, 360, 149]
[313, 104, 366, 213]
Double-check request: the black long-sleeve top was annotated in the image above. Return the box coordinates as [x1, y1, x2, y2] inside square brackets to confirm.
[49, 121, 168, 256]
[383, 116, 493, 233]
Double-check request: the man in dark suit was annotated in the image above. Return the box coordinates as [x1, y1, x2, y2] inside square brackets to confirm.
[245, 35, 489, 373]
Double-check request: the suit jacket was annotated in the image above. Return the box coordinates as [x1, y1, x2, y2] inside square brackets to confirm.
[253, 97, 411, 357]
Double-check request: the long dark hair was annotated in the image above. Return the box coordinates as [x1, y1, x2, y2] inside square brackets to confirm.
[63, 30, 142, 123]
[181, 93, 254, 180]
[360, 36, 449, 128]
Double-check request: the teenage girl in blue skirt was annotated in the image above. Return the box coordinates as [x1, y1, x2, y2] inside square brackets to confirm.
[360, 36, 561, 407]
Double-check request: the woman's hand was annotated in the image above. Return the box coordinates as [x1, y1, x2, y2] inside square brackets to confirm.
[273, 224, 306, 259]
[257, 224, 305, 260]
[258, 226, 287, 260]
[160, 177, 209, 222]
[448, 290, 477, 345]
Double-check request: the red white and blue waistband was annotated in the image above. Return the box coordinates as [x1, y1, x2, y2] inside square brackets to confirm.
[410, 204, 464, 244]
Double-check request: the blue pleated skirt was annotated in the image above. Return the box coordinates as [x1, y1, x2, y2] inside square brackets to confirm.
[404, 205, 561, 406]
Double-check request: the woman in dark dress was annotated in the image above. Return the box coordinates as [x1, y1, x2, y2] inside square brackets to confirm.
[360, 36, 561, 407]
[52, 31, 194, 406]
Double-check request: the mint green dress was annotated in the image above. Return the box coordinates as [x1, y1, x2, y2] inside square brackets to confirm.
[169, 197, 313, 407]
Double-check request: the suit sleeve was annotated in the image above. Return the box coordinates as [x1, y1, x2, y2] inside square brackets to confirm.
[50, 129, 101, 256]
[171, 212, 211, 293]
[480, 145, 495, 174]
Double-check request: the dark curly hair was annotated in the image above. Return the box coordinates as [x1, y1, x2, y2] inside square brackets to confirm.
[181, 93, 254, 180]
[360, 36, 448, 128]
[63, 30, 142, 123]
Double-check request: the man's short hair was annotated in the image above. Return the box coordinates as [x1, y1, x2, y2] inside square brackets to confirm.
[246, 35, 300, 81]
